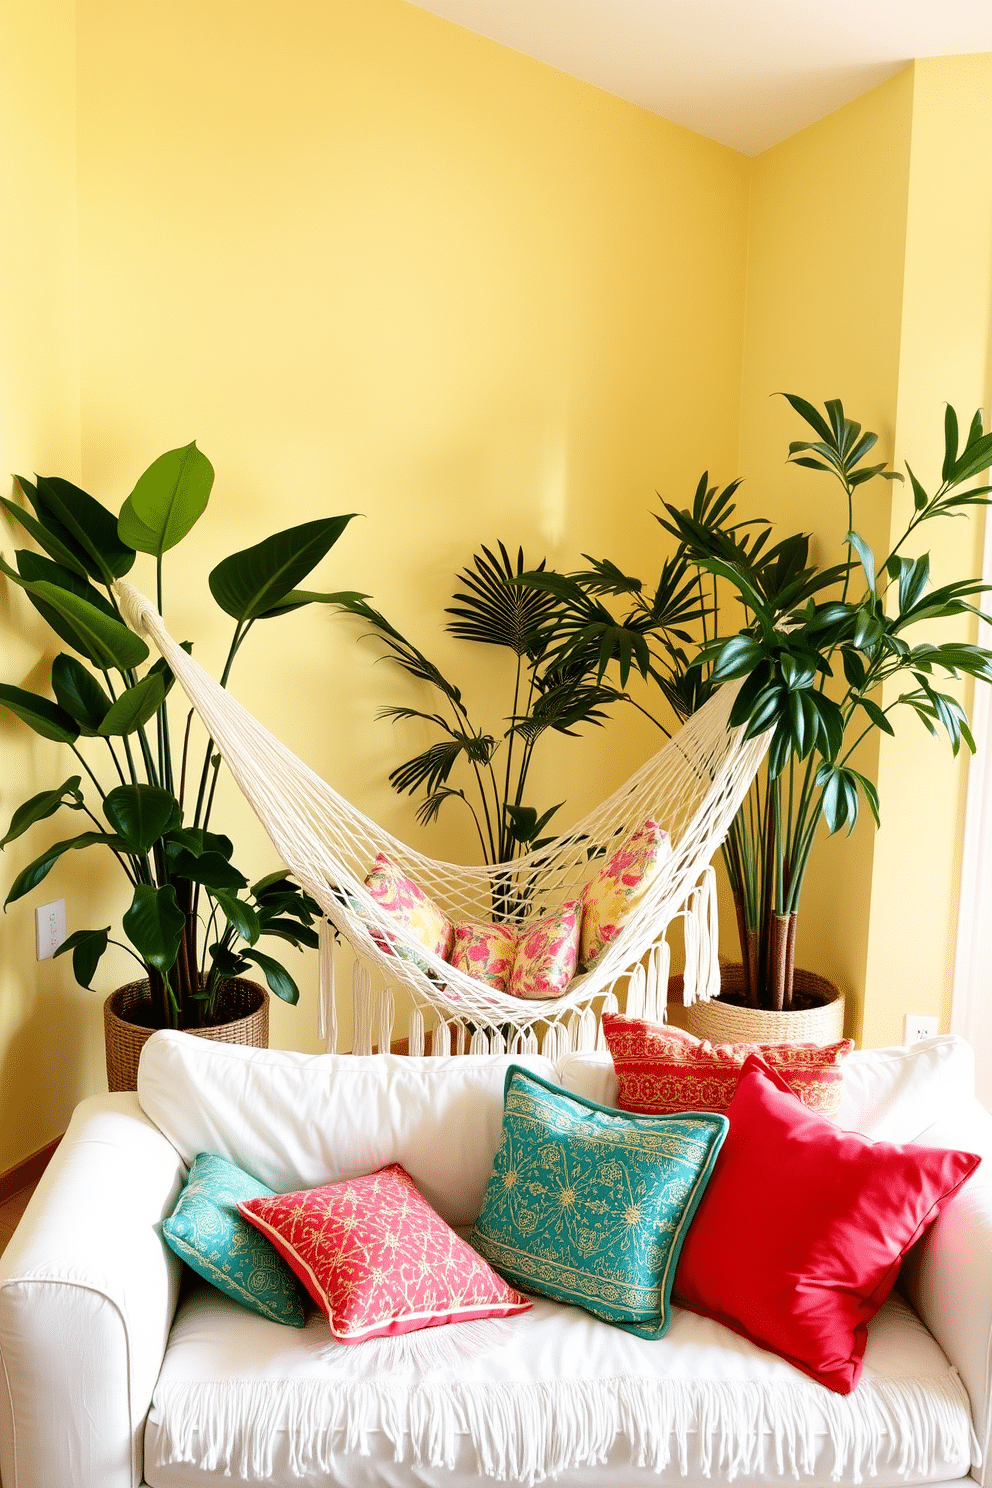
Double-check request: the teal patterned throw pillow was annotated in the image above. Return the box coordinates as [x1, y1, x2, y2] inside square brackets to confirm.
[470, 1066, 727, 1338]
[163, 1152, 307, 1327]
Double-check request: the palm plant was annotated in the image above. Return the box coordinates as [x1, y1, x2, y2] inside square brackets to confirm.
[336, 543, 625, 878]
[518, 396, 992, 1010]
[0, 444, 359, 1029]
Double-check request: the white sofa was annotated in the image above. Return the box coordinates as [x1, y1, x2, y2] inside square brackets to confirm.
[1, 1032, 991, 1488]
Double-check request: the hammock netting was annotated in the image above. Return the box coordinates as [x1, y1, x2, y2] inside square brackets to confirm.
[114, 581, 770, 1058]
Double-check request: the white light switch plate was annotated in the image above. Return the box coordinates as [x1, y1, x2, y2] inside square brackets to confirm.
[36, 899, 67, 960]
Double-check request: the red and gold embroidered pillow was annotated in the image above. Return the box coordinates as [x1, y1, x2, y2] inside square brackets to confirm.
[509, 900, 581, 999]
[579, 820, 671, 972]
[602, 1013, 854, 1118]
[238, 1164, 530, 1343]
[450, 920, 518, 992]
[364, 853, 453, 972]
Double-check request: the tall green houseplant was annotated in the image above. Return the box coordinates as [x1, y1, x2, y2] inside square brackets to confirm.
[0, 444, 359, 1029]
[518, 397, 992, 1010]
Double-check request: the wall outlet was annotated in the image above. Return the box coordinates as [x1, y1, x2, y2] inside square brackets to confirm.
[903, 1013, 939, 1046]
[35, 899, 66, 960]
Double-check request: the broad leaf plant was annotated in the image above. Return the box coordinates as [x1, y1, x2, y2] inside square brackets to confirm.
[517, 397, 992, 1011]
[0, 445, 360, 1029]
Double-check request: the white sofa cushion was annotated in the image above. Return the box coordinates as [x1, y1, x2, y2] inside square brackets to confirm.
[143, 1282, 975, 1488]
[557, 1035, 975, 1144]
[137, 1033, 555, 1227]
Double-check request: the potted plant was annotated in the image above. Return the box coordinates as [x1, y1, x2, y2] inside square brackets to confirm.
[518, 396, 992, 1036]
[0, 443, 358, 1087]
[335, 542, 624, 878]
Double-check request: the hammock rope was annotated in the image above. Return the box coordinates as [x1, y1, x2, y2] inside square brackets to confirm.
[113, 581, 770, 1051]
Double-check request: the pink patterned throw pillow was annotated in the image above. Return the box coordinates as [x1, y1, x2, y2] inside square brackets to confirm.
[364, 853, 453, 972]
[579, 820, 671, 972]
[509, 900, 581, 999]
[450, 920, 519, 992]
[239, 1164, 531, 1342]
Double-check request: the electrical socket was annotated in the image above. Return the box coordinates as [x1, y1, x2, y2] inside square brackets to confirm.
[903, 1013, 939, 1046]
[35, 899, 67, 960]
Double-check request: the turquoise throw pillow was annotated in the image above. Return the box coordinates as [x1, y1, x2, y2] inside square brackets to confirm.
[470, 1066, 727, 1338]
[162, 1152, 307, 1327]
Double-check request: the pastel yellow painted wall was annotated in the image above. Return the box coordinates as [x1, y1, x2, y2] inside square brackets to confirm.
[862, 55, 992, 1047]
[0, 0, 750, 1166]
[2, 3, 988, 1174]
[735, 70, 916, 1041]
[0, 0, 90, 1169]
[738, 57, 992, 1047]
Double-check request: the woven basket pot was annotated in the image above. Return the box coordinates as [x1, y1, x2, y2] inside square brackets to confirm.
[104, 975, 269, 1093]
[683, 965, 845, 1046]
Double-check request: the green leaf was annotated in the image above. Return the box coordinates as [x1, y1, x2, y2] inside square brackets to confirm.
[950, 432, 992, 485]
[904, 462, 930, 512]
[0, 557, 149, 669]
[0, 683, 79, 743]
[118, 442, 214, 556]
[779, 393, 834, 444]
[51, 654, 112, 734]
[211, 888, 260, 944]
[103, 784, 180, 853]
[208, 516, 358, 621]
[169, 847, 247, 891]
[54, 926, 110, 988]
[841, 648, 866, 689]
[898, 554, 930, 614]
[122, 883, 185, 974]
[845, 530, 876, 594]
[848, 770, 881, 828]
[1, 777, 83, 848]
[240, 947, 300, 1004]
[258, 916, 320, 949]
[943, 405, 959, 483]
[4, 831, 125, 906]
[855, 695, 895, 736]
[2, 492, 90, 577]
[254, 588, 370, 619]
[97, 673, 166, 735]
[30, 475, 135, 583]
[711, 634, 766, 682]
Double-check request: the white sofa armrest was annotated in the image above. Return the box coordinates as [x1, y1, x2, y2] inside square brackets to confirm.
[0, 1094, 186, 1488]
[901, 1097, 992, 1485]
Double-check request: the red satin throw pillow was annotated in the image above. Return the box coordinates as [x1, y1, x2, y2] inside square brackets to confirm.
[602, 1012, 853, 1117]
[239, 1163, 530, 1343]
[673, 1055, 980, 1393]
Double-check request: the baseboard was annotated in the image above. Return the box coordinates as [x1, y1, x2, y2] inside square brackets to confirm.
[0, 1136, 62, 1203]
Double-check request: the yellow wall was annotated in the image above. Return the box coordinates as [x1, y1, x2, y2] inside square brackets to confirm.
[862, 55, 992, 1047]
[0, 0, 750, 1168]
[0, 0, 90, 1166]
[2, 3, 990, 1173]
[735, 70, 916, 1041]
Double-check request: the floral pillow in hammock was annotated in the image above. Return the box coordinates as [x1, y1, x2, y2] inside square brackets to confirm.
[578, 820, 671, 973]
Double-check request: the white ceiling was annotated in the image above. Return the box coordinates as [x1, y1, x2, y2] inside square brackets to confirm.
[405, 0, 992, 155]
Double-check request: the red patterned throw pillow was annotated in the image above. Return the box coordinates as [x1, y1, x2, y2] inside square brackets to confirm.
[674, 1055, 980, 1393]
[238, 1164, 531, 1342]
[602, 1012, 853, 1117]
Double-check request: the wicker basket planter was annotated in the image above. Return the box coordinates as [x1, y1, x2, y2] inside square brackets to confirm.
[683, 965, 845, 1046]
[104, 975, 269, 1093]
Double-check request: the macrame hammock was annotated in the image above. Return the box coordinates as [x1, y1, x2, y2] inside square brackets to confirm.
[114, 581, 770, 1061]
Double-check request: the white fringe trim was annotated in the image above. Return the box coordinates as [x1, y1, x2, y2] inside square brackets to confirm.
[151, 1366, 976, 1485]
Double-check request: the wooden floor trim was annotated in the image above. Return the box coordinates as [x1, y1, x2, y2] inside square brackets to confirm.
[0, 1136, 61, 1204]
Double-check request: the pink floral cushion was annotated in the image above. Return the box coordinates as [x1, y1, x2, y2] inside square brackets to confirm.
[364, 853, 453, 972]
[239, 1164, 531, 1342]
[579, 820, 671, 972]
[450, 921, 519, 992]
[509, 900, 581, 1000]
